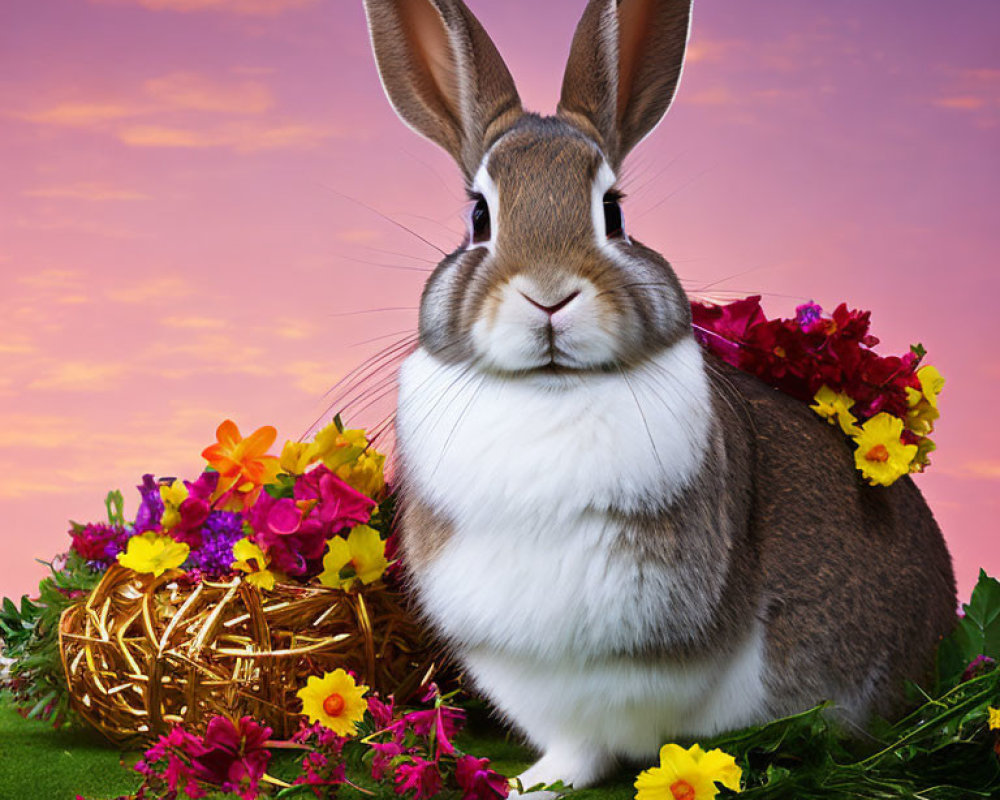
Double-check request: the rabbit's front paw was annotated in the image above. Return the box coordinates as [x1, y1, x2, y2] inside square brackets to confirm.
[513, 743, 615, 798]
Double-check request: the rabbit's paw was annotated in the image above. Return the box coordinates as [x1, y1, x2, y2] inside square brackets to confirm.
[513, 743, 615, 799]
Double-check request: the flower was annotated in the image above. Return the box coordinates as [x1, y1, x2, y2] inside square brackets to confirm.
[191, 716, 272, 800]
[159, 480, 189, 531]
[852, 413, 918, 487]
[297, 669, 369, 737]
[134, 474, 165, 534]
[202, 420, 281, 510]
[231, 537, 278, 590]
[916, 365, 945, 409]
[810, 385, 860, 436]
[319, 526, 389, 589]
[69, 523, 129, 568]
[280, 439, 316, 475]
[990, 706, 1000, 731]
[190, 511, 245, 576]
[635, 743, 742, 800]
[336, 449, 386, 499]
[394, 757, 443, 800]
[455, 756, 510, 800]
[117, 531, 190, 577]
[312, 422, 368, 471]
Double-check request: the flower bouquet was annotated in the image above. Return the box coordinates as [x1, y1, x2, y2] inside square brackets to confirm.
[11, 417, 443, 746]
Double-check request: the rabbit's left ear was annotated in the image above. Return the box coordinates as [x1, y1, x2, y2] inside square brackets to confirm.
[363, 0, 523, 180]
[559, 0, 692, 169]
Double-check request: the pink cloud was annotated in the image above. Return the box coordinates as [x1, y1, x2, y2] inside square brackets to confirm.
[92, 0, 316, 14]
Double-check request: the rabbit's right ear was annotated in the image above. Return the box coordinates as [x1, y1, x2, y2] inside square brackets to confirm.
[559, 0, 692, 169]
[362, 0, 523, 180]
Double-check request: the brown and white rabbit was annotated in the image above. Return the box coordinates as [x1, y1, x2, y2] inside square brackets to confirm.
[361, 0, 957, 791]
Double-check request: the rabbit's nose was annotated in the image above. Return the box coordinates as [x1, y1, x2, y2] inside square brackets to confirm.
[519, 290, 581, 316]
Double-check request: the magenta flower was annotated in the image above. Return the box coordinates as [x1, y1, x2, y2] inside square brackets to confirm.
[69, 523, 129, 567]
[169, 470, 220, 547]
[247, 465, 374, 577]
[371, 740, 404, 780]
[394, 757, 443, 800]
[190, 716, 272, 800]
[455, 756, 510, 800]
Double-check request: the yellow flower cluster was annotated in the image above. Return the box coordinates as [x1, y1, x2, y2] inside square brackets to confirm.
[280, 420, 386, 499]
[811, 365, 944, 487]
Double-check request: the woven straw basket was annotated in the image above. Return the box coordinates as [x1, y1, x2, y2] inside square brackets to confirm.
[59, 564, 440, 746]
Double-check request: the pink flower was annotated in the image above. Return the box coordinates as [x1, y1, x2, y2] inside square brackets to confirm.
[394, 757, 443, 800]
[455, 756, 510, 800]
[169, 471, 219, 547]
[371, 740, 404, 780]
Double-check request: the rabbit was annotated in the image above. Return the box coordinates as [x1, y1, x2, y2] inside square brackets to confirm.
[361, 0, 958, 791]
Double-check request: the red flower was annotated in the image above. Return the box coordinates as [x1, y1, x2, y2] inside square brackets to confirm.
[455, 756, 510, 800]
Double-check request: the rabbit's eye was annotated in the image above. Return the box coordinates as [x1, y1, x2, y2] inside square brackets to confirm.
[471, 195, 491, 243]
[603, 192, 624, 239]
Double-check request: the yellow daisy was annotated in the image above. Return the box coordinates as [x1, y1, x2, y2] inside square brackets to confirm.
[989, 706, 1000, 731]
[852, 413, 918, 487]
[635, 743, 742, 800]
[297, 669, 369, 736]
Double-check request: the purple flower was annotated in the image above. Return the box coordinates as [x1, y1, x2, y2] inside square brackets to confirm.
[794, 301, 825, 332]
[134, 474, 165, 534]
[70, 523, 129, 568]
[190, 511, 245, 576]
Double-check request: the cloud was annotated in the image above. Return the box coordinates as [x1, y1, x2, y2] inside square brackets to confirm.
[27, 361, 129, 391]
[13, 70, 333, 152]
[959, 461, 1000, 479]
[17, 103, 139, 127]
[933, 96, 988, 111]
[143, 71, 273, 114]
[107, 277, 193, 303]
[116, 121, 335, 151]
[23, 183, 149, 201]
[93, 0, 317, 14]
[161, 315, 226, 329]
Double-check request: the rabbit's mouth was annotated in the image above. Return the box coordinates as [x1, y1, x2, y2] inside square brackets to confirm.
[469, 273, 625, 374]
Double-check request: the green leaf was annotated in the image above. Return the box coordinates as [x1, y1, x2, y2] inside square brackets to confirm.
[951, 570, 1000, 662]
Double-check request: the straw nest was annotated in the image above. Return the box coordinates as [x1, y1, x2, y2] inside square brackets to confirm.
[59, 564, 441, 746]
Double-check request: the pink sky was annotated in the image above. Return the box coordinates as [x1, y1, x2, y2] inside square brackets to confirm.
[1, 0, 998, 601]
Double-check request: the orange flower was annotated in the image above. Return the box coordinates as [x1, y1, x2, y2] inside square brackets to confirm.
[202, 420, 281, 509]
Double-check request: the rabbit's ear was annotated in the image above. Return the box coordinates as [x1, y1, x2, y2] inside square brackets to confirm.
[363, 0, 523, 179]
[559, 0, 692, 168]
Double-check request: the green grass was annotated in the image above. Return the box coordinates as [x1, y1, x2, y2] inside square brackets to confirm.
[0, 698, 639, 800]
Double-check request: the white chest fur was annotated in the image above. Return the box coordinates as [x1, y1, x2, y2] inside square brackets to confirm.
[395, 339, 769, 753]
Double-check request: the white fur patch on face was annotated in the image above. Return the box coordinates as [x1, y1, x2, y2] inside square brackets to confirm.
[469, 273, 620, 371]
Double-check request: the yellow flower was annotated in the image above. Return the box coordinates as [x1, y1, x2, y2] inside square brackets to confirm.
[312, 421, 368, 472]
[810, 385, 860, 436]
[909, 437, 937, 473]
[279, 440, 317, 475]
[635, 743, 742, 800]
[231, 537, 278, 591]
[297, 668, 369, 736]
[906, 401, 940, 438]
[319, 526, 388, 589]
[159, 480, 189, 531]
[916, 365, 945, 409]
[336, 450, 386, 499]
[852, 413, 918, 487]
[117, 532, 189, 578]
[989, 706, 1000, 730]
